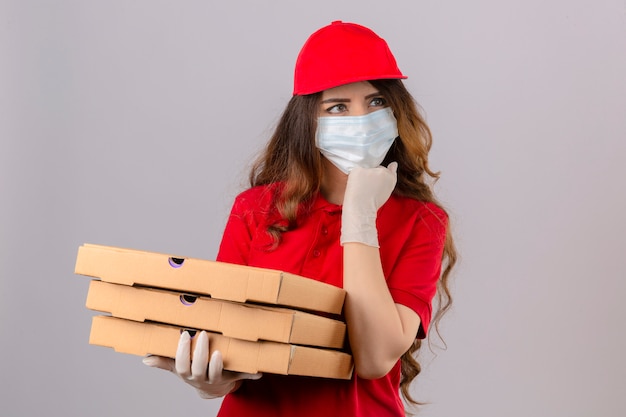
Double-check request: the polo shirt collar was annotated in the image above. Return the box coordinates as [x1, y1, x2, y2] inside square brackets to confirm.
[310, 192, 342, 214]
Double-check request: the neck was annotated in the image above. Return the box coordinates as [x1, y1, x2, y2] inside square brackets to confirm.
[320, 158, 348, 205]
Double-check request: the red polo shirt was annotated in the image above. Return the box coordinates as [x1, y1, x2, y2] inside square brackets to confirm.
[216, 183, 447, 417]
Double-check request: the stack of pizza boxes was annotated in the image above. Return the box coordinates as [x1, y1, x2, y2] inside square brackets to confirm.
[74, 244, 353, 379]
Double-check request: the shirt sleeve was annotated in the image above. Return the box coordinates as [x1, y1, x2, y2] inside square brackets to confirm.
[385, 203, 448, 339]
[216, 193, 254, 266]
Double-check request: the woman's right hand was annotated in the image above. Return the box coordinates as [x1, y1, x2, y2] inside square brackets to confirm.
[341, 162, 398, 247]
[142, 330, 262, 399]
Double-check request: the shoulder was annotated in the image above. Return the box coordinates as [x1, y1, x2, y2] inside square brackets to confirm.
[231, 184, 281, 211]
[233, 183, 277, 201]
[386, 195, 448, 224]
[380, 195, 448, 241]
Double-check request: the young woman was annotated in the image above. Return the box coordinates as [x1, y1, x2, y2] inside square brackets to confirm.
[144, 21, 457, 416]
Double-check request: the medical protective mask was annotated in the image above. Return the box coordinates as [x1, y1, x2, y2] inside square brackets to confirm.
[315, 107, 398, 174]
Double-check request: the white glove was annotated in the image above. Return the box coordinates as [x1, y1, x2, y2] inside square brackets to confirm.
[143, 330, 262, 399]
[341, 162, 398, 247]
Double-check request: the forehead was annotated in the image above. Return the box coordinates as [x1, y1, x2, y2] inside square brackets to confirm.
[321, 81, 378, 99]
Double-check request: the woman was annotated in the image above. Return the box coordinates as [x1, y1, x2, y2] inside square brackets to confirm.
[144, 21, 457, 416]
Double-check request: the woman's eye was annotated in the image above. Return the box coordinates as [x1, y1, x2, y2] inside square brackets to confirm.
[370, 97, 387, 107]
[326, 103, 347, 114]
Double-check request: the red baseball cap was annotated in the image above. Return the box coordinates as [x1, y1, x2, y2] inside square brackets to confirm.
[293, 21, 407, 95]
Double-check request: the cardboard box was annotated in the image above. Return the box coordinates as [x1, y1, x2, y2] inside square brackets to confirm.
[75, 244, 345, 315]
[86, 280, 346, 349]
[90, 315, 354, 380]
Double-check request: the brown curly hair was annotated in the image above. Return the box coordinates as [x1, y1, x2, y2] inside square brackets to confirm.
[249, 79, 457, 410]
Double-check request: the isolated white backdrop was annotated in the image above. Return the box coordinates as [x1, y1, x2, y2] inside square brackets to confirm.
[1, 1, 625, 416]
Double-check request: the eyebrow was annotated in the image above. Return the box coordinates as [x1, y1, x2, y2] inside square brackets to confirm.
[321, 92, 382, 104]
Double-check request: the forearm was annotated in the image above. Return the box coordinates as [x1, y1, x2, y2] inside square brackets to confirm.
[343, 242, 419, 379]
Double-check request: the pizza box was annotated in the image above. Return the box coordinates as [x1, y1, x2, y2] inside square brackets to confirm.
[75, 244, 345, 315]
[86, 280, 346, 349]
[90, 315, 353, 380]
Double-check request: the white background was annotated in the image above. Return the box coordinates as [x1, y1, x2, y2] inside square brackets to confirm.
[1, 1, 625, 416]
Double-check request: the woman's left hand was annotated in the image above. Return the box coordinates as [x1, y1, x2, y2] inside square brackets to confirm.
[143, 330, 262, 399]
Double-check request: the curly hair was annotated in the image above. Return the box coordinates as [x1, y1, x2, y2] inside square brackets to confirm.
[249, 79, 457, 410]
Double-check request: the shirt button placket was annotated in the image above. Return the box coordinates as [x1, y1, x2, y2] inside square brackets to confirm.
[311, 223, 328, 259]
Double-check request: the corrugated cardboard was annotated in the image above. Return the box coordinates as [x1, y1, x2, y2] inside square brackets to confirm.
[90, 315, 354, 380]
[86, 280, 346, 349]
[75, 244, 345, 315]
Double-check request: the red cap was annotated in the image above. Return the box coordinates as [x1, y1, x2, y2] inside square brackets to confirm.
[293, 21, 407, 95]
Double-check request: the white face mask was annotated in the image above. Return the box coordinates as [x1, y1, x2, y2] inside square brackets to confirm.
[315, 107, 398, 174]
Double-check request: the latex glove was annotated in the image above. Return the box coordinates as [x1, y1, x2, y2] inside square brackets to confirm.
[341, 162, 398, 247]
[142, 330, 262, 399]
